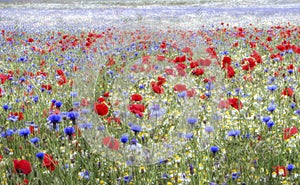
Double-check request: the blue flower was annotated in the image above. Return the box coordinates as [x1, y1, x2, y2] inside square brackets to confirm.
[266, 121, 275, 128]
[178, 91, 187, 98]
[131, 138, 138, 145]
[228, 130, 240, 137]
[149, 104, 166, 118]
[1, 129, 14, 138]
[131, 125, 142, 133]
[267, 104, 276, 113]
[294, 110, 300, 116]
[187, 118, 198, 125]
[48, 114, 62, 124]
[205, 126, 214, 133]
[290, 103, 296, 109]
[120, 134, 129, 143]
[7, 115, 18, 122]
[232, 172, 240, 180]
[67, 111, 79, 121]
[19, 128, 30, 137]
[205, 82, 214, 91]
[286, 164, 295, 172]
[3, 104, 9, 111]
[267, 85, 277, 92]
[36, 152, 45, 160]
[78, 123, 93, 129]
[185, 133, 193, 139]
[33, 96, 39, 103]
[30, 137, 40, 144]
[262, 116, 271, 123]
[55, 101, 63, 108]
[64, 127, 75, 136]
[210, 146, 219, 154]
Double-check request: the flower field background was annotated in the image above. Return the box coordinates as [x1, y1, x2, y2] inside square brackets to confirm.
[0, 0, 300, 184]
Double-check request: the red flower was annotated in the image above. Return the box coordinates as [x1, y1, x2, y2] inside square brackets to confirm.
[281, 87, 294, 97]
[43, 154, 58, 171]
[218, 100, 230, 109]
[228, 98, 242, 110]
[151, 82, 164, 94]
[199, 58, 212, 66]
[13, 159, 32, 175]
[157, 76, 166, 85]
[192, 68, 205, 76]
[57, 75, 67, 86]
[222, 56, 231, 68]
[102, 136, 119, 150]
[41, 84, 52, 91]
[190, 61, 199, 68]
[283, 126, 298, 140]
[274, 166, 287, 177]
[0, 74, 8, 84]
[0, 155, 2, 162]
[128, 104, 145, 117]
[94, 102, 109, 116]
[186, 89, 196, 97]
[226, 65, 235, 78]
[174, 55, 186, 63]
[173, 84, 187, 92]
[131, 94, 143, 101]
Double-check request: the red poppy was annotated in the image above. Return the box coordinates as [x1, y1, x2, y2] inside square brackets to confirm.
[281, 87, 294, 97]
[273, 166, 287, 177]
[157, 76, 166, 85]
[206, 47, 217, 58]
[250, 50, 262, 63]
[27, 38, 34, 43]
[13, 159, 32, 175]
[192, 68, 205, 76]
[151, 82, 164, 94]
[43, 154, 58, 171]
[157, 55, 165, 61]
[0, 74, 8, 84]
[56, 69, 64, 76]
[182, 47, 191, 53]
[102, 136, 119, 150]
[186, 89, 196, 97]
[131, 94, 143, 101]
[173, 84, 187, 92]
[226, 65, 235, 78]
[0, 155, 2, 162]
[41, 84, 52, 91]
[103, 92, 110, 97]
[199, 58, 212, 66]
[57, 75, 67, 86]
[128, 104, 145, 117]
[222, 56, 231, 69]
[174, 55, 186, 63]
[94, 102, 109, 116]
[165, 68, 174, 75]
[218, 100, 230, 109]
[228, 98, 242, 110]
[190, 61, 199, 68]
[283, 126, 298, 140]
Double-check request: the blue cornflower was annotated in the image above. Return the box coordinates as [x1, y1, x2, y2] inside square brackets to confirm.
[31, 95, 38, 103]
[266, 121, 275, 129]
[178, 91, 187, 98]
[78, 123, 93, 129]
[124, 175, 133, 183]
[262, 116, 271, 123]
[294, 110, 300, 116]
[286, 164, 295, 172]
[210, 146, 219, 154]
[185, 133, 193, 139]
[70, 92, 78, 97]
[36, 152, 45, 160]
[205, 126, 214, 133]
[64, 126, 75, 137]
[48, 114, 62, 124]
[149, 104, 166, 118]
[288, 69, 293, 74]
[228, 130, 240, 137]
[131, 138, 138, 145]
[205, 82, 214, 91]
[1, 129, 14, 138]
[7, 115, 18, 122]
[290, 103, 296, 109]
[3, 104, 9, 111]
[131, 125, 142, 134]
[79, 170, 90, 179]
[67, 111, 79, 121]
[55, 101, 63, 108]
[267, 85, 277, 92]
[267, 104, 276, 113]
[19, 128, 30, 137]
[120, 134, 129, 143]
[232, 172, 240, 180]
[30, 137, 40, 144]
[187, 118, 198, 125]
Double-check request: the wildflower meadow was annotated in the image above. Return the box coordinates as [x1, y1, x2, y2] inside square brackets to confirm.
[0, 0, 299, 184]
